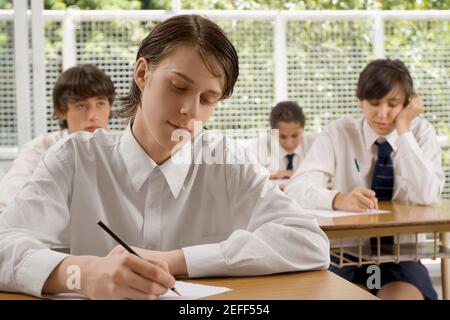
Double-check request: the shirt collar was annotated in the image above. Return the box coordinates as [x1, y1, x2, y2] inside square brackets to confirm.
[119, 125, 157, 193]
[159, 138, 192, 199]
[362, 118, 398, 152]
[119, 124, 192, 198]
[279, 144, 301, 158]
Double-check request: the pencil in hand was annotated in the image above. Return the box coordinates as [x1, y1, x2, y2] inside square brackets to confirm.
[97, 220, 181, 296]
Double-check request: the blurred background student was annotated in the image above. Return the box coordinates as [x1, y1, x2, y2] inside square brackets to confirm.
[0, 64, 115, 211]
[252, 101, 315, 180]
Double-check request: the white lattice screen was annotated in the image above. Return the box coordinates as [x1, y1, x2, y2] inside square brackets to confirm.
[43, 21, 63, 133]
[384, 20, 450, 199]
[0, 19, 17, 146]
[286, 20, 373, 132]
[43, 20, 151, 132]
[210, 20, 274, 134]
[1, 11, 449, 197]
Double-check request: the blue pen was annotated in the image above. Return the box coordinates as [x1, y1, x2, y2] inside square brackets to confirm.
[354, 157, 365, 187]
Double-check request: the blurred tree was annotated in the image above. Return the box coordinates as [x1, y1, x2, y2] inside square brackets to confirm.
[181, 0, 449, 10]
[43, 0, 172, 10]
[44, 0, 141, 10]
[0, 0, 11, 9]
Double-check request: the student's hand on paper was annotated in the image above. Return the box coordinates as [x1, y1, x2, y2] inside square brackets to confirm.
[81, 246, 176, 300]
[270, 170, 294, 179]
[395, 95, 424, 134]
[332, 186, 379, 212]
[133, 248, 188, 277]
[282, 170, 294, 178]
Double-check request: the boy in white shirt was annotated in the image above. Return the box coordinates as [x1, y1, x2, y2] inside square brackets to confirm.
[286, 59, 444, 300]
[0, 14, 329, 300]
[253, 101, 315, 180]
[0, 64, 114, 211]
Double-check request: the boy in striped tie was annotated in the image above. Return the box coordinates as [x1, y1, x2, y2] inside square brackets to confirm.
[286, 59, 445, 299]
[253, 101, 315, 181]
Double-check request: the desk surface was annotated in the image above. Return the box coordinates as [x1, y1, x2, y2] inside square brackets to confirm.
[317, 200, 450, 233]
[190, 270, 377, 300]
[0, 270, 377, 300]
[316, 200, 450, 300]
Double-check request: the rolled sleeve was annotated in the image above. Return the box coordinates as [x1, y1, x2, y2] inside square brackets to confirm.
[16, 249, 69, 297]
[316, 188, 340, 210]
[396, 132, 420, 156]
[394, 129, 444, 205]
[182, 243, 227, 278]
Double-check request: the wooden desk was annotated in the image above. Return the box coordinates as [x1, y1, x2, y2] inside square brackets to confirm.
[0, 292, 38, 300]
[0, 270, 377, 300]
[191, 270, 377, 300]
[317, 200, 450, 299]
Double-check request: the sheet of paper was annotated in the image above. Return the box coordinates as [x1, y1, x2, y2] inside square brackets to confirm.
[160, 281, 231, 300]
[305, 208, 390, 218]
[271, 179, 289, 185]
[43, 280, 231, 300]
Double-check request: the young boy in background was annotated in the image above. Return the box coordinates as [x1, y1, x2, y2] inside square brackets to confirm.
[253, 101, 315, 180]
[0, 64, 115, 211]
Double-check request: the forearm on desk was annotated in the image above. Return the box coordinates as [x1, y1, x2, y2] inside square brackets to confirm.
[167, 249, 188, 277]
[43, 255, 97, 295]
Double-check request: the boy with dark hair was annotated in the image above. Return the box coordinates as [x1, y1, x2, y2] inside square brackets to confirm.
[52, 64, 115, 131]
[0, 15, 328, 300]
[286, 59, 444, 299]
[0, 64, 114, 211]
[255, 101, 314, 180]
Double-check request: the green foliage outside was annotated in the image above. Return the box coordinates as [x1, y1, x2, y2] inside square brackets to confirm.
[2, 0, 449, 10]
[181, 0, 450, 10]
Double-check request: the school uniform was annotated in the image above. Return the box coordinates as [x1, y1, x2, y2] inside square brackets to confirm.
[285, 115, 444, 299]
[0, 126, 330, 297]
[0, 130, 67, 211]
[251, 133, 316, 173]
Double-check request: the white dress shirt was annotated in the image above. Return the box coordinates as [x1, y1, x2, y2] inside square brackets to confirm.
[0, 126, 329, 297]
[285, 116, 444, 210]
[0, 130, 67, 211]
[251, 133, 317, 172]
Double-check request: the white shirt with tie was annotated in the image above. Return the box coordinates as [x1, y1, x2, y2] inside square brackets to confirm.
[285, 116, 445, 210]
[251, 133, 317, 173]
[0, 126, 330, 297]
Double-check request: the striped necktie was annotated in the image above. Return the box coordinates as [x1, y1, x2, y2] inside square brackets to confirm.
[371, 141, 394, 200]
[371, 141, 394, 246]
[286, 154, 295, 171]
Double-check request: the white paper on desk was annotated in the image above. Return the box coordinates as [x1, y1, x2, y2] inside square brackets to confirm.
[305, 209, 390, 218]
[270, 179, 290, 185]
[43, 281, 231, 300]
[160, 281, 231, 300]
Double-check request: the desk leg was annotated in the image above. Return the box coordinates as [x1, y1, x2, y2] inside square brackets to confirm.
[440, 232, 450, 300]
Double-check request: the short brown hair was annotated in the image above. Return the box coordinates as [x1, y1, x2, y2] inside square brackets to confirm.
[118, 14, 239, 119]
[52, 64, 116, 129]
[356, 59, 414, 107]
[270, 101, 305, 129]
